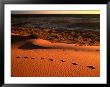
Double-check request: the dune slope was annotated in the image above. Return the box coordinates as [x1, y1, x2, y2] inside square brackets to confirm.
[11, 38, 100, 77]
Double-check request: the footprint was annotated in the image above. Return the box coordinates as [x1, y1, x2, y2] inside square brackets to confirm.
[16, 56, 20, 58]
[24, 56, 28, 58]
[72, 63, 78, 65]
[41, 58, 44, 59]
[60, 60, 65, 62]
[31, 58, 35, 59]
[96, 50, 100, 51]
[49, 59, 53, 61]
[87, 66, 95, 70]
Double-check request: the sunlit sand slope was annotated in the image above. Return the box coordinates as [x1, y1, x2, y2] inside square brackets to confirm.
[11, 37, 100, 77]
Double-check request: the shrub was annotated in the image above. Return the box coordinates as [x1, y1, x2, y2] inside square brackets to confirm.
[47, 36, 54, 40]
[30, 34, 38, 39]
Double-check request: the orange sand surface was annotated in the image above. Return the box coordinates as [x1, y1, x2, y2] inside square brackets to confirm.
[11, 38, 100, 77]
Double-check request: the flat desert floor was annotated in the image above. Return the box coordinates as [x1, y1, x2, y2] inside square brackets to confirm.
[11, 37, 100, 77]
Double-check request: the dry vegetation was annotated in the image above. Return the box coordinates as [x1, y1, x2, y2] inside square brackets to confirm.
[12, 27, 100, 46]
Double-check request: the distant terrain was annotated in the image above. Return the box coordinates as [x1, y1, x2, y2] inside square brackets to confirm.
[11, 15, 100, 46]
[11, 14, 100, 46]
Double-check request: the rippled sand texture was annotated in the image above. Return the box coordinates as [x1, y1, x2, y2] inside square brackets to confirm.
[11, 38, 100, 77]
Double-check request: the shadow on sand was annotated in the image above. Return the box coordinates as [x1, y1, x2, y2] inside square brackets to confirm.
[18, 42, 53, 50]
[12, 35, 99, 52]
[12, 35, 78, 50]
[18, 42, 79, 51]
[11, 35, 31, 43]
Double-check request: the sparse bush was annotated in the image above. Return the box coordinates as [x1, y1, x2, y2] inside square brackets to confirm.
[47, 36, 54, 40]
[30, 34, 38, 39]
[68, 35, 74, 39]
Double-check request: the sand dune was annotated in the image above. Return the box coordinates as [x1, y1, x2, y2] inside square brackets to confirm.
[20, 39, 100, 52]
[11, 34, 99, 51]
[31, 39, 52, 47]
[11, 36, 100, 77]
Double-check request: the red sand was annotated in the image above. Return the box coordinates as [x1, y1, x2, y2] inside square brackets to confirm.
[11, 39, 100, 77]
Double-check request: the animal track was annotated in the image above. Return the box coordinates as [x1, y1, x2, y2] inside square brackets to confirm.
[72, 63, 78, 65]
[16, 56, 20, 58]
[41, 58, 44, 59]
[87, 66, 95, 70]
[60, 60, 65, 62]
[16, 56, 96, 71]
[96, 50, 100, 51]
[49, 59, 53, 61]
[24, 56, 28, 58]
[31, 58, 35, 59]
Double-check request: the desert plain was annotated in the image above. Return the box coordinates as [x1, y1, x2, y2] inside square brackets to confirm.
[11, 34, 100, 77]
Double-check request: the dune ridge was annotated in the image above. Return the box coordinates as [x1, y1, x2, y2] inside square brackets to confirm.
[11, 35, 100, 77]
[18, 38, 99, 52]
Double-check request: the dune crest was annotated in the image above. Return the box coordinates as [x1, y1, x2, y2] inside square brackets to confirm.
[22, 39, 99, 51]
[28, 38, 75, 48]
[31, 39, 52, 47]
